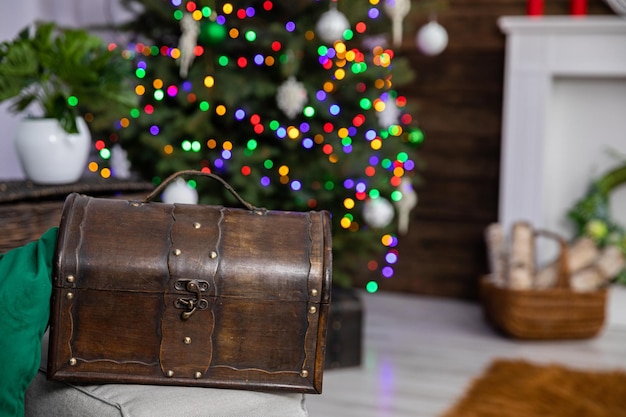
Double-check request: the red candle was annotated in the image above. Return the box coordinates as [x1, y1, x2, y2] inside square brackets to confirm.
[571, 0, 587, 15]
[527, 0, 544, 16]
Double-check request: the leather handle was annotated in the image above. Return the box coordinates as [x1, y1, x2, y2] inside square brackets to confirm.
[142, 170, 257, 211]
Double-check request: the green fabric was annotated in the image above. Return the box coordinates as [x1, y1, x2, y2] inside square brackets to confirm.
[0, 228, 58, 417]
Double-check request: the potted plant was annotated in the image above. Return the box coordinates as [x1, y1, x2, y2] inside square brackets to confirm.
[568, 161, 626, 326]
[568, 162, 626, 284]
[0, 21, 137, 184]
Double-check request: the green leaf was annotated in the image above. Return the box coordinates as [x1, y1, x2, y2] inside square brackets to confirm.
[0, 21, 138, 133]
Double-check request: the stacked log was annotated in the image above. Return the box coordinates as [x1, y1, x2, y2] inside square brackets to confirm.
[484, 222, 625, 292]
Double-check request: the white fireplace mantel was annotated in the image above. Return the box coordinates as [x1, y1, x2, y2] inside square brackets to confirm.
[498, 16, 626, 239]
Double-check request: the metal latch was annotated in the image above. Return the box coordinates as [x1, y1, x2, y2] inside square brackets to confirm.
[174, 279, 209, 320]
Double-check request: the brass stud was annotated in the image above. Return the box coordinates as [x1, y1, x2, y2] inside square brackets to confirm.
[184, 337, 192, 345]
[69, 358, 77, 366]
[67, 275, 75, 283]
[194, 371, 202, 379]
[209, 251, 218, 259]
[300, 370, 309, 378]
[173, 249, 182, 256]
[308, 306, 317, 314]
[166, 370, 174, 378]
[193, 222, 201, 229]
[66, 292, 74, 300]
[130, 202, 141, 207]
[310, 289, 318, 297]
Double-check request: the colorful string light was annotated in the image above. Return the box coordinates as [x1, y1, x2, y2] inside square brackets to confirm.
[109, 0, 422, 293]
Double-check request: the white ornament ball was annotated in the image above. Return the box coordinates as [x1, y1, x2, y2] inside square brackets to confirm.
[276, 76, 308, 119]
[416, 21, 448, 56]
[362, 197, 395, 229]
[316, 8, 350, 44]
[377, 98, 400, 129]
[162, 178, 199, 204]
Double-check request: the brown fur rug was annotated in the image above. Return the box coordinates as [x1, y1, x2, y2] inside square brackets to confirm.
[442, 359, 626, 417]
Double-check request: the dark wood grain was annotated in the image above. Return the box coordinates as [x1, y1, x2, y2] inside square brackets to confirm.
[387, 0, 615, 299]
[48, 193, 332, 393]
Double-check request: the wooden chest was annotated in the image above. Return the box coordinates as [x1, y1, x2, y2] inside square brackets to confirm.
[48, 173, 332, 394]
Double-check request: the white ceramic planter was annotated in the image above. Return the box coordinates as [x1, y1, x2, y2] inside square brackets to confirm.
[14, 118, 91, 184]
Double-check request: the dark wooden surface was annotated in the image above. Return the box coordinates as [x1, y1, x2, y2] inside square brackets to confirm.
[354, 0, 616, 299]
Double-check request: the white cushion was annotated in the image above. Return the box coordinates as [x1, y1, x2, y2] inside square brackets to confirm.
[25, 332, 308, 417]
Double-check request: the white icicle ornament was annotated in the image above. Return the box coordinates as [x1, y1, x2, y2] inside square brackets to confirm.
[276, 76, 308, 119]
[178, 13, 200, 78]
[383, 0, 411, 48]
[110, 145, 131, 179]
[394, 177, 418, 234]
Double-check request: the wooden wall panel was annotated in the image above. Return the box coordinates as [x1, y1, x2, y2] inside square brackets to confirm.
[359, 0, 616, 299]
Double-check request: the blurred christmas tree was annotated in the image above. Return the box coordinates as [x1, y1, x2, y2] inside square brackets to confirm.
[99, 0, 425, 289]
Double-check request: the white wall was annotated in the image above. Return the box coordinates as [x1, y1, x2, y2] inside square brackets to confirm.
[544, 77, 626, 235]
[0, 0, 132, 179]
[0, 0, 40, 179]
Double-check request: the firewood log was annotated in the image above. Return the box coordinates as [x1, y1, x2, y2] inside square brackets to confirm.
[571, 245, 625, 292]
[534, 237, 599, 289]
[507, 222, 534, 290]
[485, 223, 506, 286]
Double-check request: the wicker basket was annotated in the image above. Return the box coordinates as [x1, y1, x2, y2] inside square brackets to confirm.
[0, 201, 67, 253]
[480, 230, 607, 340]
